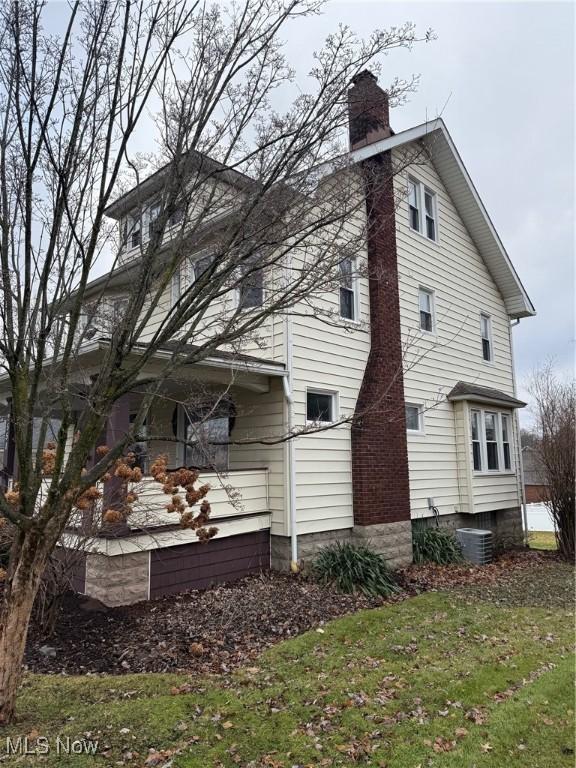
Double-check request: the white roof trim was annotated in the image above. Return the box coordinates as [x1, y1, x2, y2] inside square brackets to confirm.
[343, 119, 535, 319]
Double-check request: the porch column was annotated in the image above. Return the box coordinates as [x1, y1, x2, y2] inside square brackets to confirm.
[100, 395, 131, 535]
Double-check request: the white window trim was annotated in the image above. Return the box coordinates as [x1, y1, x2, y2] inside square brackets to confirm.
[305, 388, 339, 425]
[418, 286, 436, 335]
[480, 312, 494, 363]
[338, 257, 360, 323]
[407, 176, 439, 243]
[234, 259, 266, 311]
[405, 402, 425, 434]
[470, 407, 515, 475]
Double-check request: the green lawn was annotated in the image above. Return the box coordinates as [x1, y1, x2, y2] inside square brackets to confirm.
[528, 530, 558, 550]
[2, 586, 574, 767]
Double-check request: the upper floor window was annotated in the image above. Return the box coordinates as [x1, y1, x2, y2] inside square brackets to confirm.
[306, 389, 335, 423]
[480, 313, 493, 361]
[405, 403, 424, 433]
[470, 408, 513, 473]
[418, 287, 434, 333]
[148, 203, 161, 237]
[407, 178, 437, 242]
[339, 257, 357, 320]
[238, 257, 264, 309]
[129, 215, 141, 248]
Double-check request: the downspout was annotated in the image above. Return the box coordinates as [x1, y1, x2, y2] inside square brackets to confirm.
[283, 269, 299, 571]
[510, 319, 529, 545]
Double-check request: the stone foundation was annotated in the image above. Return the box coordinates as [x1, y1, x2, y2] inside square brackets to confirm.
[85, 551, 150, 606]
[271, 520, 413, 572]
[353, 520, 413, 568]
[413, 507, 524, 551]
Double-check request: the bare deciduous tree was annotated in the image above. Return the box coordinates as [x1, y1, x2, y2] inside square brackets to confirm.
[0, 0, 431, 722]
[528, 363, 575, 560]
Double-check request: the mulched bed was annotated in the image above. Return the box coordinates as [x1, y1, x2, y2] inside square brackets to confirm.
[25, 573, 397, 676]
[24, 549, 573, 677]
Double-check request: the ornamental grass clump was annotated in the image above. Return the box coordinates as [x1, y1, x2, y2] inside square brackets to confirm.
[312, 541, 400, 598]
[412, 525, 463, 565]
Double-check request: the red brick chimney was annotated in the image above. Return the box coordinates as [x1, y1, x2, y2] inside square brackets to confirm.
[348, 71, 413, 566]
[348, 70, 392, 150]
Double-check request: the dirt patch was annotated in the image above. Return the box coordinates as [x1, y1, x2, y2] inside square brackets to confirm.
[25, 573, 400, 676]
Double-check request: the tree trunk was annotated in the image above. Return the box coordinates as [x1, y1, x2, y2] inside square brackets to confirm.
[0, 534, 47, 725]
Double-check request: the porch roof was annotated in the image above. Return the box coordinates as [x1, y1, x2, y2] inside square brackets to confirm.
[0, 338, 286, 408]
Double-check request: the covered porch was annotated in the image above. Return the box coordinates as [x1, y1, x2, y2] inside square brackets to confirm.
[0, 343, 288, 604]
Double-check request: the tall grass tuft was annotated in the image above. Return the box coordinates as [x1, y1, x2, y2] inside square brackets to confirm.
[312, 541, 399, 598]
[412, 525, 463, 565]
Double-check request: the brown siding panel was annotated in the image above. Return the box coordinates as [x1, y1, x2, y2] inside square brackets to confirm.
[149, 531, 270, 597]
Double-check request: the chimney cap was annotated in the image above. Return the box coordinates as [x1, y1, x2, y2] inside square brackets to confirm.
[350, 69, 378, 86]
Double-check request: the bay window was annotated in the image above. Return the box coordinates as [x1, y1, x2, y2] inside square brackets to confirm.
[469, 408, 514, 473]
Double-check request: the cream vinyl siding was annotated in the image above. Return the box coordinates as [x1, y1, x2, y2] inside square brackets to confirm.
[395, 148, 522, 518]
[134, 259, 282, 362]
[228, 379, 286, 536]
[289, 207, 369, 534]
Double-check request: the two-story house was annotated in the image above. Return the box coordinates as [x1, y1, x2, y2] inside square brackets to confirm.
[0, 71, 534, 605]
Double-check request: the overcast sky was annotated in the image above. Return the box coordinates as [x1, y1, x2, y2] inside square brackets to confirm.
[44, 1, 574, 422]
[285, 1, 574, 422]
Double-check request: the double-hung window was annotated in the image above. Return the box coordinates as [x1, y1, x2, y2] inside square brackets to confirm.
[239, 256, 264, 309]
[129, 215, 141, 248]
[469, 408, 514, 473]
[470, 410, 482, 470]
[339, 257, 356, 320]
[480, 313, 493, 361]
[418, 288, 434, 333]
[501, 414, 511, 470]
[148, 203, 161, 238]
[407, 178, 437, 242]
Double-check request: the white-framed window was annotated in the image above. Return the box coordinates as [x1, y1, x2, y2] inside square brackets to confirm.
[170, 252, 216, 308]
[129, 214, 141, 248]
[306, 389, 337, 424]
[418, 287, 435, 333]
[470, 409, 483, 470]
[407, 177, 437, 242]
[339, 256, 357, 320]
[480, 313, 493, 361]
[238, 256, 264, 309]
[405, 403, 424, 433]
[469, 408, 514, 473]
[147, 202, 161, 238]
[501, 413, 511, 470]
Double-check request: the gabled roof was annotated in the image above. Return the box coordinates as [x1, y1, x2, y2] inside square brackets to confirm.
[347, 118, 535, 319]
[447, 381, 526, 409]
